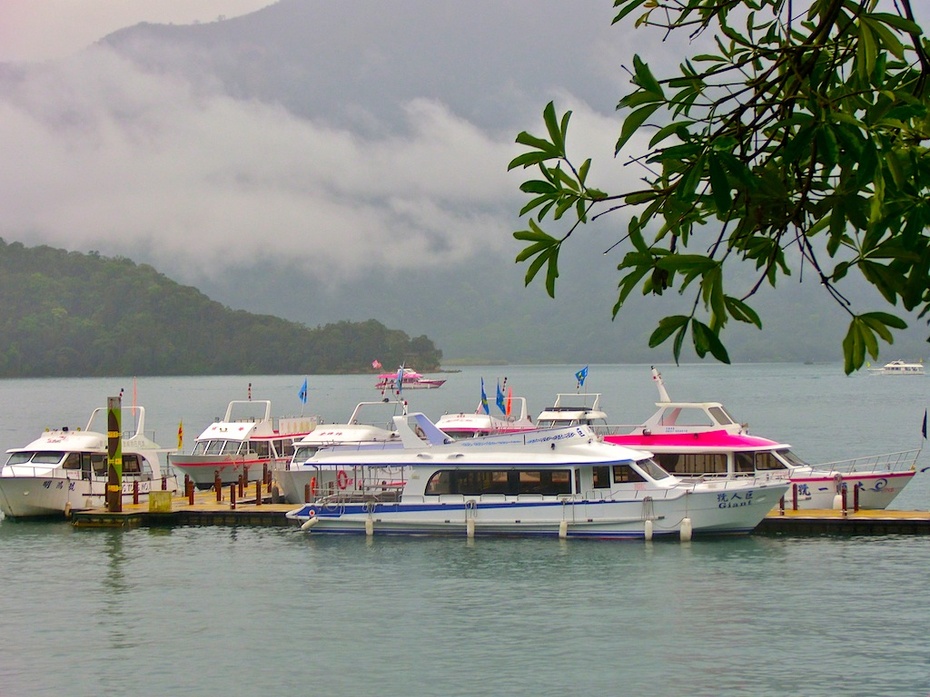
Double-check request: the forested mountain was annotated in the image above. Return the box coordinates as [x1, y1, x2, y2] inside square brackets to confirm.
[0, 240, 441, 377]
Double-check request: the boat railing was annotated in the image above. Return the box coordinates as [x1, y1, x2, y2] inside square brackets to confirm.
[591, 424, 646, 437]
[809, 449, 921, 474]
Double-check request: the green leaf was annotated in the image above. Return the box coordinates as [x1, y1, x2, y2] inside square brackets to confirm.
[542, 102, 568, 157]
[507, 150, 555, 170]
[707, 154, 732, 215]
[631, 55, 664, 98]
[648, 315, 690, 348]
[724, 296, 762, 328]
[691, 319, 731, 363]
[519, 180, 558, 195]
[615, 103, 661, 155]
[513, 131, 560, 156]
[612, 0, 650, 24]
[842, 320, 866, 374]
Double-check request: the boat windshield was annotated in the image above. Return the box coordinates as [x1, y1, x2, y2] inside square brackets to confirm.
[776, 449, 809, 467]
[292, 445, 320, 462]
[6, 451, 65, 466]
[635, 458, 671, 480]
[440, 429, 483, 440]
[220, 441, 242, 455]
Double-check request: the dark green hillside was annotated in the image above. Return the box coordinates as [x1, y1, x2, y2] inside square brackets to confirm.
[0, 240, 441, 377]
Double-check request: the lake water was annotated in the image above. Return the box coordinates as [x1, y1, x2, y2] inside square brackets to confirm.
[1, 364, 929, 696]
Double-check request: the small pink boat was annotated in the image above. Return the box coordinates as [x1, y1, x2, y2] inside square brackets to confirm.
[376, 367, 446, 391]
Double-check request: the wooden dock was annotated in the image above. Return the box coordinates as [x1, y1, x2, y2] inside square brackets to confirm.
[757, 507, 930, 536]
[70, 489, 294, 528]
[70, 491, 930, 534]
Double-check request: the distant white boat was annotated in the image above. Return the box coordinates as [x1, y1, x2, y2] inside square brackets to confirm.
[867, 360, 925, 376]
[435, 396, 536, 439]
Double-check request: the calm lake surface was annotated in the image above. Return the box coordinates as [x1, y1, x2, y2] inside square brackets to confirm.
[1, 364, 928, 696]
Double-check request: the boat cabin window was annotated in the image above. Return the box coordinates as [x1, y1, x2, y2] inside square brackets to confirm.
[92, 453, 108, 475]
[204, 440, 224, 455]
[754, 451, 787, 471]
[735, 452, 755, 473]
[250, 440, 270, 458]
[6, 452, 34, 465]
[592, 465, 611, 489]
[612, 464, 647, 483]
[736, 451, 789, 472]
[276, 439, 296, 458]
[191, 441, 208, 455]
[123, 454, 142, 475]
[62, 453, 81, 469]
[655, 453, 728, 475]
[425, 469, 572, 496]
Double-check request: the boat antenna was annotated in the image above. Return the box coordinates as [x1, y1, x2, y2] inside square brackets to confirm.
[651, 366, 671, 403]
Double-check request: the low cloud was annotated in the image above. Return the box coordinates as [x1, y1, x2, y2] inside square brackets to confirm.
[0, 46, 637, 285]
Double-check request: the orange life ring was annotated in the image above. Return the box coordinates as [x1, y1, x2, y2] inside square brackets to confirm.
[337, 470, 349, 490]
[310, 476, 318, 496]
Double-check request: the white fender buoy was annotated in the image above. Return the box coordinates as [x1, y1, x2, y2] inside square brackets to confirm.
[679, 517, 692, 542]
[466, 517, 475, 539]
[832, 494, 843, 510]
[644, 519, 653, 541]
[300, 516, 319, 530]
[559, 520, 568, 539]
[64, 501, 72, 518]
[365, 517, 374, 536]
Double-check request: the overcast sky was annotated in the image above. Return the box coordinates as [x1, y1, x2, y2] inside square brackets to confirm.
[0, 1, 274, 62]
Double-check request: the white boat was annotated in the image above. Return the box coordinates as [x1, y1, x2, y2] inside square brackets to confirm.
[376, 367, 446, 391]
[435, 397, 536, 439]
[602, 368, 920, 510]
[536, 393, 610, 429]
[169, 400, 316, 489]
[275, 400, 410, 503]
[867, 360, 925, 376]
[285, 412, 789, 540]
[0, 405, 178, 518]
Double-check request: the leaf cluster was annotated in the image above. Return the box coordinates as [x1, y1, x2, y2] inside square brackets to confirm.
[510, 0, 930, 372]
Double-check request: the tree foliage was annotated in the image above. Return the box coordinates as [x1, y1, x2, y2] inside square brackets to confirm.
[510, 0, 930, 372]
[0, 239, 442, 377]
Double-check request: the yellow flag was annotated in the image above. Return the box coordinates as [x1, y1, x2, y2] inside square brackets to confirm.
[177, 420, 183, 450]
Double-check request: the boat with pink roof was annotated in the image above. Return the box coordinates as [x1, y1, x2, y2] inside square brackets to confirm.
[599, 368, 921, 510]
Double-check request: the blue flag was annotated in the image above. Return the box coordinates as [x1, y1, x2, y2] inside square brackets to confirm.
[496, 380, 506, 414]
[575, 365, 588, 387]
[396, 366, 405, 393]
[480, 378, 489, 415]
[298, 378, 308, 404]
